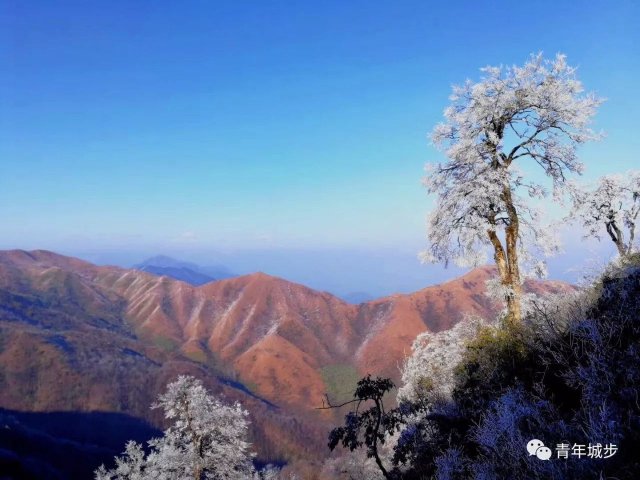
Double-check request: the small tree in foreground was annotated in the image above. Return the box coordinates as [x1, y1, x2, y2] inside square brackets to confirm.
[322, 376, 402, 480]
[423, 53, 603, 323]
[569, 171, 640, 257]
[95, 375, 254, 480]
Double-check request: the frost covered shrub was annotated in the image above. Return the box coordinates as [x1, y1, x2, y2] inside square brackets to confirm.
[398, 315, 488, 404]
[389, 257, 640, 479]
[433, 447, 465, 480]
[321, 448, 388, 480]
[95, 375, 255, 480]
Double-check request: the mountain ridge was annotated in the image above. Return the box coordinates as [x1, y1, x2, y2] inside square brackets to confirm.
[0, 249, 573, 472]
[0, 249, 571, 406]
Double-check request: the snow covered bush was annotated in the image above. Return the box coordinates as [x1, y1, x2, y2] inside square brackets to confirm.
[387, 255, 640, 479]
[398, 316, 488, 404]
[321, 448, 388, 480]
[95, 375, 254, 480]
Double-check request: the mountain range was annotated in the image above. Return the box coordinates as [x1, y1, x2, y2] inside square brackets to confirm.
[133, 255, 235, 285]
[0, 250, 571, 477]
[133, 255, 376, 304]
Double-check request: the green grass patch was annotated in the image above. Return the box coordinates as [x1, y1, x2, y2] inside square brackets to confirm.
[184, 349, 208, 364]
[320, 364, 361, 404]
[153, 336, 179, 352]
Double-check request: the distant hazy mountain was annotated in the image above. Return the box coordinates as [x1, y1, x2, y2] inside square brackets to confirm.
[134, 255, 234, 285]
[136, 265, 215, 286]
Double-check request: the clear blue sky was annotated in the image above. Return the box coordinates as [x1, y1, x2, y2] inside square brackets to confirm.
[0, 1, 638, 294]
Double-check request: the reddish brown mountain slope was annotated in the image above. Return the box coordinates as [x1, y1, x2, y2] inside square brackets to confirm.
[90, 268, 361, 408]
[353, 266, 569, 378]
[0, 250, 327, 464]
[0, 250, 571, 409]
[0, 250, 572, 472]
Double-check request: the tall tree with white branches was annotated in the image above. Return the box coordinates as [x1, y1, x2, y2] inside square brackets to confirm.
[569, 171, 640, 257]
[95, 375, 255, 480]
[422, 53, 603, 323]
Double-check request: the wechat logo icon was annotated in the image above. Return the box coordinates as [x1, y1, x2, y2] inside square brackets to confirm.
[527, 439, 552, 460]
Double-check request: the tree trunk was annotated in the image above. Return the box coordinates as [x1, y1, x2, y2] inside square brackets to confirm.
[372, 399, 391, 480]
[486, 185, 523, 324]
[502, 186, 522, 324]
[606, 220, 627, 257]
[504, 225, 522, 324]
[487, 228, 521, 324]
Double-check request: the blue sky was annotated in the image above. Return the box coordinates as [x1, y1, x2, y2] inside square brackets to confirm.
[1, 1, 638, 295]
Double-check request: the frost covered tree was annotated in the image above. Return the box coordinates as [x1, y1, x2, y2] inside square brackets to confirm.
[569, 171, 640, 256]
[95, 375, 254, 480]
[423, 53, 603, 323]
[95, 441, 148, 480]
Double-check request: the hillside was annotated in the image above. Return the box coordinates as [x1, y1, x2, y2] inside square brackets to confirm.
[376, 255, 640, 479]
[0, 250, 325, 470]
[0, 249, 571, 477]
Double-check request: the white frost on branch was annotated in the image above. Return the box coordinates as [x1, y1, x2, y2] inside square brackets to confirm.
[568, 171, 640, 256]
[485, 276, 560, 319]
[95, 441, 147, 480]
[398, 316, 489, 404]
[95, 375, 255, 480]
